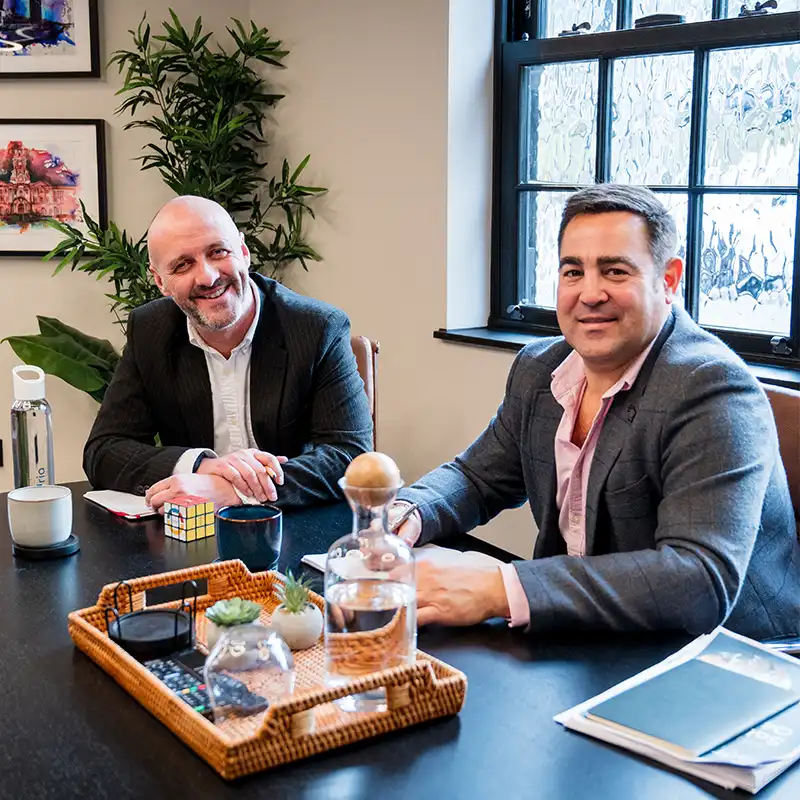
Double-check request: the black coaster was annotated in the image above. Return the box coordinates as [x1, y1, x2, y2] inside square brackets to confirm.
[12, 533, 80, 561]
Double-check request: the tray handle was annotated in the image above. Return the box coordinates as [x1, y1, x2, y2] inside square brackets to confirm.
[261, 660, 436, 738]
[96, 559, 257, 609]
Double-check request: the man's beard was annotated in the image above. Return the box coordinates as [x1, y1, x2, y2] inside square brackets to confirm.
[181, 276, 246, 331]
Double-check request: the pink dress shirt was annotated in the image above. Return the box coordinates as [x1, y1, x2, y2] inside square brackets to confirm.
[499, 339, 658, 628]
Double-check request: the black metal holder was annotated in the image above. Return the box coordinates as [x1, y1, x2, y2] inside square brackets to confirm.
[635, 13, 686, 28]
[739, 0, 779, 17]
[105, 579, 198, 660]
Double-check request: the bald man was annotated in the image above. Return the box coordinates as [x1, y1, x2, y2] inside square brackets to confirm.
[83, 196, 373, 511]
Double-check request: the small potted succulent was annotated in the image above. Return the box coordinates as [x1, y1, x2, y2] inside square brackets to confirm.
[204, 597, 263, 651]
[271, 571, 323, 650]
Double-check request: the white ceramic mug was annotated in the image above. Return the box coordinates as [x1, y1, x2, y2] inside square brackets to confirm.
[7, 485, 72, 548]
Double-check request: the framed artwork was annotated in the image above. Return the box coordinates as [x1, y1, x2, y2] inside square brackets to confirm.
[0, 119, 107, 257]
[0, 0, 100, 79]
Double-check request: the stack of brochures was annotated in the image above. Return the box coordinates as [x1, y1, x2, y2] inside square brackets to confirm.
[555, 628, 800, 793]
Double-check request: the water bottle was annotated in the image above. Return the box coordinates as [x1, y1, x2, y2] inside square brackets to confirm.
[10, 365, 55, 489]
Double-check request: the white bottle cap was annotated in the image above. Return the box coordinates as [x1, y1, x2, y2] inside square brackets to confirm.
[12, 365, 46, 401]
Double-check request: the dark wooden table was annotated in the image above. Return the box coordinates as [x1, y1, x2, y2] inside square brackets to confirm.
[1, 482, 798, 799]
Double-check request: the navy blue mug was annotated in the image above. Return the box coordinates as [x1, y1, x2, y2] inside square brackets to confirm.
[215, 505, 283, 572]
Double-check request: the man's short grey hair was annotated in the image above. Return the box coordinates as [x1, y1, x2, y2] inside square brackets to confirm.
[558, 184, 678, 273]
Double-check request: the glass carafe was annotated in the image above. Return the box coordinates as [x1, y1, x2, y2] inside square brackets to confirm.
[323, 477, 416, 712]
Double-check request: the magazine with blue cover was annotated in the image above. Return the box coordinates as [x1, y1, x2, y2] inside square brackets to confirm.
[555, 629, 800, 793]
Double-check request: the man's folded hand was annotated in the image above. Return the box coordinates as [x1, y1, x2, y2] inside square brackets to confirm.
[196, 449, 288, 503]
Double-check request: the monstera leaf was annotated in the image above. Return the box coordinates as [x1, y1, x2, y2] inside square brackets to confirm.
[3, 316, 120, 403]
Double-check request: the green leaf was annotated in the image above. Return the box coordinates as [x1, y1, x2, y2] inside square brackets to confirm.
[206, 597, 262, 626]
[88, 387, 108, 404]
[35, 317, 120, 371]
[289, 154, 311, 183]
[3, 335, 108, 393]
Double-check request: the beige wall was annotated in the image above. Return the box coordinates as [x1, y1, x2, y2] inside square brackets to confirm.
[253, 0, 534, 555]
[0, 0, 249, 493]
[0, 0, 535, 557]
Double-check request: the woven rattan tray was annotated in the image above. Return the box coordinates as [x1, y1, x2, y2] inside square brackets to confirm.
[68, 559, 467, 779]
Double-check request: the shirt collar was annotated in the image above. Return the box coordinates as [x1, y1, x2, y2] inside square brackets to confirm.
[551, 318, 665, 406]
[187, 277, 261, 357]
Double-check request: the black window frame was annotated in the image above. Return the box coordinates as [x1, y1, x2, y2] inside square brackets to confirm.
[491, 1, 800, 369]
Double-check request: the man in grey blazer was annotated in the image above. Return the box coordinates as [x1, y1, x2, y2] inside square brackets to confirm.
[393, 185, 800, 640]
[84, 196, 373, 511]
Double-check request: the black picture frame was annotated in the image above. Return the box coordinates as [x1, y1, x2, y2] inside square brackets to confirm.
[0, 0, 101, 80]
[0, 118, 107, 258]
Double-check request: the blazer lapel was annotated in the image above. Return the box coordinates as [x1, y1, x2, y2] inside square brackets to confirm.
[583, 409, 630, 554]
[582, 309, 678, 554]
[249, 277, 288, 452]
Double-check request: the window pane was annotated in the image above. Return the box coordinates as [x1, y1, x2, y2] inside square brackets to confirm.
[544, 0, 617, 39]
[724, 0, 800, 15]
[705, 44, 800, 187]
[611, 53, 694, 185]
[521, 62, 598, 185]
[520, 190, 690, 311]
[519, 191, 571, 309]
[699, 194, 795, 336]
[631, 0, 712, 24]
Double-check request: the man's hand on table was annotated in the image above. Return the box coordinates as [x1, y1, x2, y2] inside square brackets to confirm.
[416, 561, 510, 626]
[145, 474, 240, 513]
[196, 449, 288, 503]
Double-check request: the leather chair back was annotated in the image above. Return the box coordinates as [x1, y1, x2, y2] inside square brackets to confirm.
[351, 335, 379, 449]
[765, 384, 800, 524]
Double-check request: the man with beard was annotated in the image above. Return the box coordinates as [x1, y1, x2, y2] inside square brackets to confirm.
[83, 196, 373, 511]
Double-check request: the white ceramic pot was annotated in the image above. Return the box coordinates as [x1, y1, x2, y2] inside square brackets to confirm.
[271, 603, 323, 650]
[7, 485, 72, 548]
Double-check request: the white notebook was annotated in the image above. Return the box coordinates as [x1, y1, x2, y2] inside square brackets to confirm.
[84, 490, 158, 520]
[302, 543, 503, 575]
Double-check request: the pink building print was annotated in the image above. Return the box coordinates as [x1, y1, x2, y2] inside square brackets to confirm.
[0, 139, 81, 226]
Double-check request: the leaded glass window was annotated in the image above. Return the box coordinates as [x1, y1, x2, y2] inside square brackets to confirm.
[495, 0, 800, 367]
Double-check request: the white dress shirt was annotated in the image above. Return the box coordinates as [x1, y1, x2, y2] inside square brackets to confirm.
[172, 279, 261, 476]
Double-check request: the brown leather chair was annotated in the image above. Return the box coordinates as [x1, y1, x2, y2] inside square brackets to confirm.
[765, 384, 800, 524]
[351, 335, 379, 449]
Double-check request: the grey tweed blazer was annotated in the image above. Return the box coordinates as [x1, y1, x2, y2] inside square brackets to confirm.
[399, 308, 800, 639]
[83, 274, 373, 508]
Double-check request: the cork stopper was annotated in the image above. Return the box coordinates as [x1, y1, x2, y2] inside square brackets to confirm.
[342, 452, 402, 508]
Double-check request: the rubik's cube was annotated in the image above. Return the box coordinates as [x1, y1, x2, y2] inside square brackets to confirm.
[164, 495, 216, 542]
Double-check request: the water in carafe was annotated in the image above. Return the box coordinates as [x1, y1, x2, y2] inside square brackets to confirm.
[324, 454, 416, 712]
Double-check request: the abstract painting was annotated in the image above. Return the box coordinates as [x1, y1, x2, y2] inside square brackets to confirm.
[0, 0, 99, 78]
[0, 119, 106, 256]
